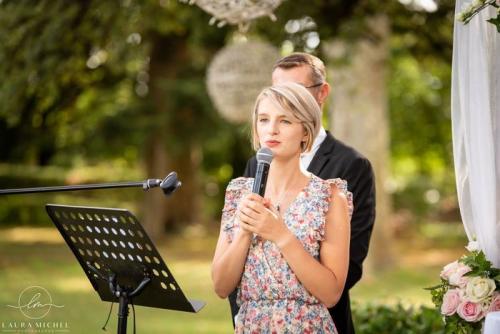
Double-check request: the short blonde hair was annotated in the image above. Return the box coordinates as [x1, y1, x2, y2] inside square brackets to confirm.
[252, 82, 321, 152]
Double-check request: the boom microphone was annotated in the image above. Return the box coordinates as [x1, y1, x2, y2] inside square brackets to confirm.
[252, 147, 274, 196]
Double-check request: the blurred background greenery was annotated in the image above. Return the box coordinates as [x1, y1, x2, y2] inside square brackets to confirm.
[0, 0, 465, 333]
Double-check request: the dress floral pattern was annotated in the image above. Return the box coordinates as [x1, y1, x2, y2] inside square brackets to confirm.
[221, 174, 353, 334]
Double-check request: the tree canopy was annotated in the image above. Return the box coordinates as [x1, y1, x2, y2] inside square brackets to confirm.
[0, 0, 457, 230]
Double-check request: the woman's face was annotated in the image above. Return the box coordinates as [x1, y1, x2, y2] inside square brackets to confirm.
[256, 97, 306, 160]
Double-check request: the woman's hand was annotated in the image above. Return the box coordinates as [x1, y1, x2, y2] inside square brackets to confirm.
[237, 193, 292, 244]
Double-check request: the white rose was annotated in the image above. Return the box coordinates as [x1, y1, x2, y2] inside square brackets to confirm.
[465, 240, 480, 252]
[465, 277, 496, 302]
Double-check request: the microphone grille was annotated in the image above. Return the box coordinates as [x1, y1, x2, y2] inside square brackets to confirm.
[256, 147, 273, 164]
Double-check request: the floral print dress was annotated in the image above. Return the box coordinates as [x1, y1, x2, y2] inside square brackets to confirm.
[222, 174, 353, 334]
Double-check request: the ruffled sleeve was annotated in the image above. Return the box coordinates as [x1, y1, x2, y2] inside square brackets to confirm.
[312, 177, 354, 243]
[325, 178, 354, 218]
[221, 177, 252, 243]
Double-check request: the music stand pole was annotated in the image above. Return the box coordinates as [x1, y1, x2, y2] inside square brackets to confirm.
[118, 293, 129, 334]
[89, 263, 152, 334]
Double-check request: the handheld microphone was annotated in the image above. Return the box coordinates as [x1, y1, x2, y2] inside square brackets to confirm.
[252, 147, 274, 196]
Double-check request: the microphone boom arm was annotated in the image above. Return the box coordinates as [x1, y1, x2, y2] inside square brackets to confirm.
[0, 172, 181, 197]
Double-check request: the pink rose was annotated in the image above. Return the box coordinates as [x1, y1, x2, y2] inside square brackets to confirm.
[448, 264, 472, 288]
[457, 300, 484, 322]
[441, 289, 461, 315]
[440, 261, 459, 280]
[488, 292, 500, 313]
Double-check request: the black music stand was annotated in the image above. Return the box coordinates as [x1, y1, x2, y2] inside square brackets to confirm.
[46, 204, 205, 334]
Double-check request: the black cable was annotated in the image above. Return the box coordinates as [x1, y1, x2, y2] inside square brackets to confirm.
[101, 302, 114, 331]
[132, 301, 136, 334]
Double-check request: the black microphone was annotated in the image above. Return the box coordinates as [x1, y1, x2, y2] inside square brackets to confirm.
[252, 147, 274, 196]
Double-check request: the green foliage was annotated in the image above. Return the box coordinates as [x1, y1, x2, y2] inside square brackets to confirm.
[0, 0, 147, 164]
[352, 303, 444, 334]
[252, 1, 363, 49]
[442, 314, 482, 334]
[427, 280, 447, 307]
[0, 0, 232, 165]
[384, 1, 457, 219]
[389, 41, 455, 217]
[462, 250, 500, 279]
[488, 15, 500, 32]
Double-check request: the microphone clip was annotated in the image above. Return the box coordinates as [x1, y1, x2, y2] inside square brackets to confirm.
[143, 172, 181, 197]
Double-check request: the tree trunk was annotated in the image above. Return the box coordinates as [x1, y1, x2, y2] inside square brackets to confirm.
[323, 15, 394, 272]
[142, 34, 202, 241]
[142, 132, 169, 240]
[163, 143, 203, 230]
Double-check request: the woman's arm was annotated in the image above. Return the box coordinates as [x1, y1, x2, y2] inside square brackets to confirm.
[239, 186, 350, 307]
[211, 225, 252, 298]
[211, 194, 261, 299]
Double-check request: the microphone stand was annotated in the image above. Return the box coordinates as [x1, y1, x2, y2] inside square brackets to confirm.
[0, 172, 182, 196]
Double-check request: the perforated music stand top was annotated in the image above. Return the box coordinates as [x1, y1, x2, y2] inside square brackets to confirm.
[46, 204, 204, 313]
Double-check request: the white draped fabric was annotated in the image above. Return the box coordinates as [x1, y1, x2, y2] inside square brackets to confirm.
[452, 1, 500, 267]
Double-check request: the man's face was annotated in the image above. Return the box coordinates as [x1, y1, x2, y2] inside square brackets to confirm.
[272, 65, 324, 106]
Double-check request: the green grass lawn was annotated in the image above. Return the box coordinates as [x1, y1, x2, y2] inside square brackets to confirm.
[351, 224, 467, 308]
[0, 228, 232, 334]
[0, 225, 466, 334]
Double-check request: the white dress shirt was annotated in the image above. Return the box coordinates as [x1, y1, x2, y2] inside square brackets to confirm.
[300, 127, 327, 170]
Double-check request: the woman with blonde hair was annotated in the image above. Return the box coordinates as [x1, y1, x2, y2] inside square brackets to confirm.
[212, 82, 353, 333]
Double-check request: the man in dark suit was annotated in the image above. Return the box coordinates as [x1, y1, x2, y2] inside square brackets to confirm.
[228, 53, 376, 334]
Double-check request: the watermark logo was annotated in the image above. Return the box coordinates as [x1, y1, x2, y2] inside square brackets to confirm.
[7, 286, 64, 319]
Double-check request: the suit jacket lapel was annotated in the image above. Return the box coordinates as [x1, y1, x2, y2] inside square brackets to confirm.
[307, 132, 336, 176]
